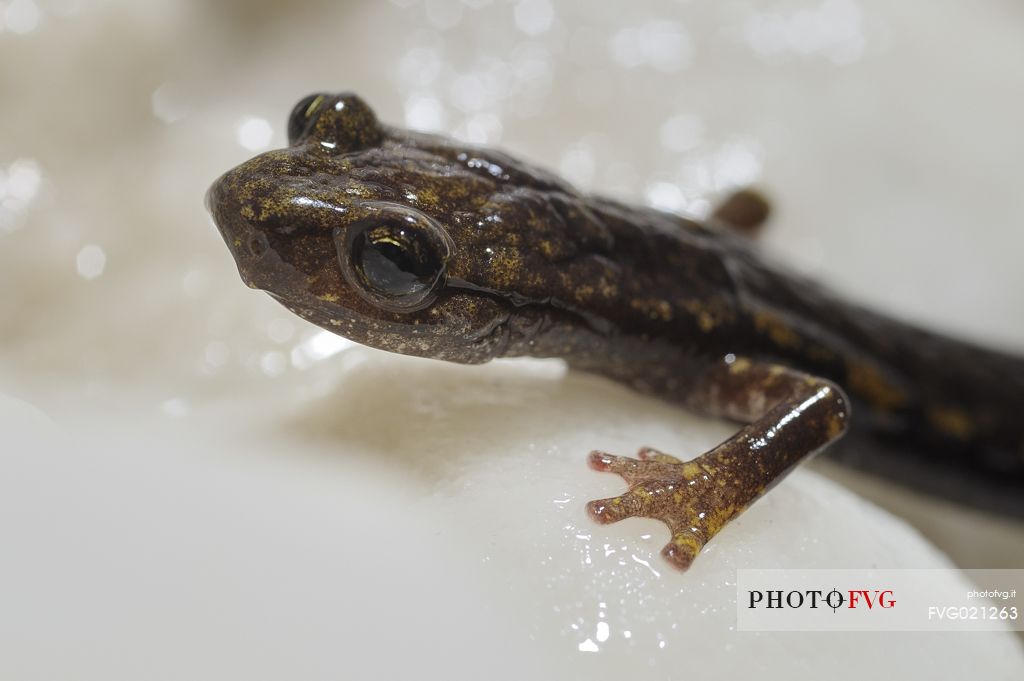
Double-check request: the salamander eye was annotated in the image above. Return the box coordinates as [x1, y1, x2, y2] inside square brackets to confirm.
[287, 93, 325, 145]
[337, 207, 451, 313]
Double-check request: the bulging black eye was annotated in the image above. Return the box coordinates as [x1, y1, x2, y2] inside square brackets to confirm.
[287, 93, 325, 145]
[337, 207, 451, 312]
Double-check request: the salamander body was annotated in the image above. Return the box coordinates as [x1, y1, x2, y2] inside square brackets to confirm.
[207, 93, 1024, 568]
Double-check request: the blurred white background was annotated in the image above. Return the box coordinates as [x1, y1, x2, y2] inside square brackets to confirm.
[1, 0, 1023, 678]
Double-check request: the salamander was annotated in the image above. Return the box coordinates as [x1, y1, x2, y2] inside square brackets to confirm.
[207, 92, 1024, 569]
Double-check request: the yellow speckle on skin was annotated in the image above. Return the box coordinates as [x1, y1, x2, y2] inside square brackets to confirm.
[728, 357, 752, 374]
[345, 184, 373, 198]
[575, 284, 595, 300]
[827, 414, 846, 439]
[489, 250, 522, 287]
[927, 406, 974, 440]
[705, 504, 741, 536]
[681, 462, 703, 479]
[317, 293, 340, 302]
[439, 182, 468, 200]
[329, 319, 343, 326]
[629, 298, 674, 321]
[681, 299, 722, 332]
[754, 311, 801, 349]
[417, 187, 440, 206]
[598, 276, 618, 298]
[846, 359, 908, 410]
[672, 532, 703, 553]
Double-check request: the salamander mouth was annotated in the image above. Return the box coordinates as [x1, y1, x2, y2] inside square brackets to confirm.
[470, 311, 512, 357]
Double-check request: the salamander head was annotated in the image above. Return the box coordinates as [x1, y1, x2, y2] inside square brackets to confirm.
[207, 92, 589, 363]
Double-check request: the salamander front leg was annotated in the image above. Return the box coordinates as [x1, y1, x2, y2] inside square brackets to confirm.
[585, 358, 849, 570]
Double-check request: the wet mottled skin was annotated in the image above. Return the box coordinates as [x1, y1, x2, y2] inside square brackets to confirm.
[208, 93, 1024, 570]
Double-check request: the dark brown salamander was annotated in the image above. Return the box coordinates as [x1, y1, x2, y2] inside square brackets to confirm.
[207, 93, 1024, 569]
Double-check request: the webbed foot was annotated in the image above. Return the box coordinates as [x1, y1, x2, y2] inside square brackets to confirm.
[583, 357, 850, 571]
[586, 447, 739, 570]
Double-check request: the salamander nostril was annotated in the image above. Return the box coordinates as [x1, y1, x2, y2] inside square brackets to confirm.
[248, 233, 269, 258]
